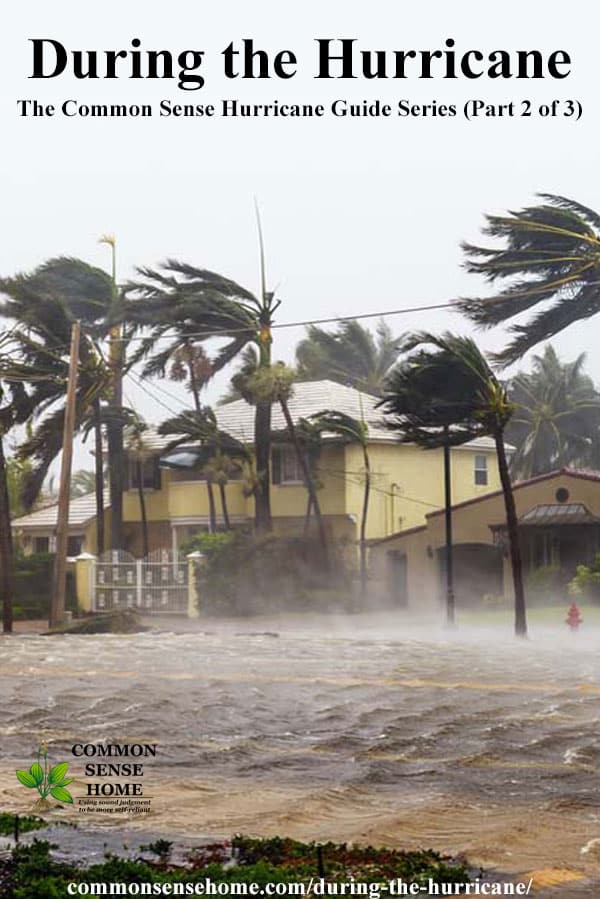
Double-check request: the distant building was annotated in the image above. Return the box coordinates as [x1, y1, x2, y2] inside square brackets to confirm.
[370, 468, 600, 608]
[12, 380, 505, 563]
[12, 493, 107, 558]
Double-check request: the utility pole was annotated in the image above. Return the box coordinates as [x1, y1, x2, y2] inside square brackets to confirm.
[100, 235, 124, 550]
[50, 321, 81, 628]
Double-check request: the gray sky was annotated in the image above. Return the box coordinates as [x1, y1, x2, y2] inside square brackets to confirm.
[3, 0, 600, 468]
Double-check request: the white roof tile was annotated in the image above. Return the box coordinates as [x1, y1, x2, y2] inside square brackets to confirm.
[139, 379, 502, 454]
[12, 493, 104, 530]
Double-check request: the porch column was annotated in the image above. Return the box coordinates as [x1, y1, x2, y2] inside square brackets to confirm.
[75, 552, 96, 613]
[186, 551, 204, 618]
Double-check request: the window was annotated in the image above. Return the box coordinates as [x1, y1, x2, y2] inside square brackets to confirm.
[272, 446, 304, 485]
[127, 457, 161, 490]
[34, 536, 49, 554]
[67, 536, 83, 557]
[474, 454, 488, 486]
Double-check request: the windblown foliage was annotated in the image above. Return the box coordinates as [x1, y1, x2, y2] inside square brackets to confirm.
[457, 194, 600, 365]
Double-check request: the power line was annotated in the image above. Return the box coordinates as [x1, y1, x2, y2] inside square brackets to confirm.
[0, 299, 456, 359]
[118, 300, 455, 343]
[125, 370, 181, 419]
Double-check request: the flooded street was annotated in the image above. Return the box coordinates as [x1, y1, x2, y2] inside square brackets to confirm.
[1, 613, 600, 883]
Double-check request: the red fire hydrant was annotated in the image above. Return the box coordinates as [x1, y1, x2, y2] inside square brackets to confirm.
[566, 602, 583, 632]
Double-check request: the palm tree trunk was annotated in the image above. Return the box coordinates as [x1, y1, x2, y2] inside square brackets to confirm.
[359, 446, 371, 599]
[107, 421, 124, 550]
[443, 437, 455, 626]
[188, 357, 201, 413]
[303, 493, 313, 536]
[218, 480, 231, 530]
[280, 399, 328, 567]
[93, 399, 105, 556]
[494, 430, 527, 637]
[0, 435, 14, 633]
[254, 401, 272, 533]
[136, 460, 149, 558]
[206, 478, 217, 532]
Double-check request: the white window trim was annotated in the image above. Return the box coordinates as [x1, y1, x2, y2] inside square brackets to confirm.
[279, 446, 304, 486]
[474, 454, 489, 486]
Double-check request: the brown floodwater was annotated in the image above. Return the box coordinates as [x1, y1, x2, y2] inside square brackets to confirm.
[1, 612, 600, 884]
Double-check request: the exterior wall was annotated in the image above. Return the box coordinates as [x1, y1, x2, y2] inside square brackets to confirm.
[122, 520, 173, 557]
[168, 478, 248, 521]
[270, 444, 346, 519]
[344, 442, 501, 541]
[370, 472, 600, 607]
[12, 440, 505, 565]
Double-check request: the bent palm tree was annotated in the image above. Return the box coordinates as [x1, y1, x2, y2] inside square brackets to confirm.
[126, 415, 152, 557]
[457, 194, 600, 366]
[506, 345, 600, 478]
[296, 319, 399, 395]
[0, 377, 34, 633]
[242, 363, 329, 564]
[379, 332, 527, 637]
[159, 408, 246, 533]
[125, 262, 280, 532]
[0, 257, 114, 546]
[311, 410, 370, 597]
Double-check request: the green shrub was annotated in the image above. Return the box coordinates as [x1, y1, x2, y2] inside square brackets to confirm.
[0, 833, 473, 897]
[185, 531, 347, 616]
[569, 554, 600, 602]
[12, 553, 77, 620]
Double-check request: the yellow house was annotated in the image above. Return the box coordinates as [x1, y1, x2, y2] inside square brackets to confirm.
[369, 468, 600, 608]
[12, 380, 503, 561]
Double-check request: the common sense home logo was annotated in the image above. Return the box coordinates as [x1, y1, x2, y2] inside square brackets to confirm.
[15, 742, 73, 811]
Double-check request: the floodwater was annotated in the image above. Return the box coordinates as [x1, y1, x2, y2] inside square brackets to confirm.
[2, 613, 600, 885]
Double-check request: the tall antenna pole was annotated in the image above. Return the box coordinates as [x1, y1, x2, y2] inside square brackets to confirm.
[50, 320, 81, 628]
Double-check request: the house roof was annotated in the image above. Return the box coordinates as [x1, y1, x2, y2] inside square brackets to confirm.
[12, 493, 104, 530]
[133, 379, 500, 454]
[489, 502, 600, 528]
[519, 502, 600, 526]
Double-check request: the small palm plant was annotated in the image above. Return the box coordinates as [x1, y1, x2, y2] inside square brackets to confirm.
[16, 743, 73, 810]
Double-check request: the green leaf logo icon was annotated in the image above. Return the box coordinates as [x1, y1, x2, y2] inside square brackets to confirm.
[48, 762, 69, 785]
[16, 745, 75, 808]
[30, 763, 44, 785]
[16, 770, 37, 788]
[50, 786, 73, 804]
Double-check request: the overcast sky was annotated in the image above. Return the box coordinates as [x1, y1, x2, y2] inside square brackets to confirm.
[3, 1, 600, 469]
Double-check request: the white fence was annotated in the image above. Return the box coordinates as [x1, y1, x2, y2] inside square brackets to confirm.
[92, 549, 189, 614]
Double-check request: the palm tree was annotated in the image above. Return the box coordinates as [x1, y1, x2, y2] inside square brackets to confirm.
[506, 345, 600, 479]
[125, 263, 280, 532]
[296, 319, 399, 394]
[295, 418, 324, 536]
[379, 332, 527, 637]
[457, 194, 600, 366]
[241, 363, 329, 563]
[169, 343, 212, 411]
[70, 469, 97, 499]
[0, 258, 114, 543]
[377, 346, 458, 624]
[159, 408, 246, 532]
[126, 415, 152, 557]
[311, 410, 371, 596]
[0, 381, 31, 633]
